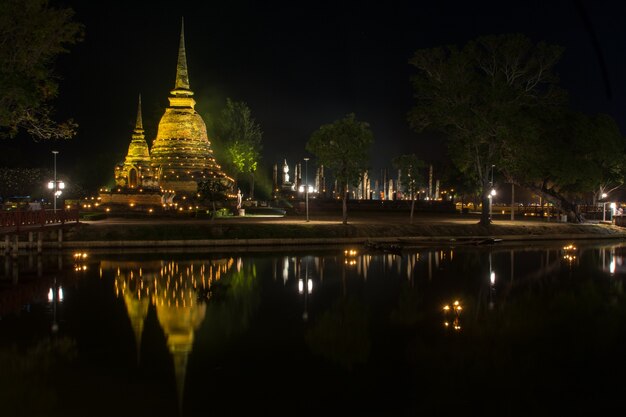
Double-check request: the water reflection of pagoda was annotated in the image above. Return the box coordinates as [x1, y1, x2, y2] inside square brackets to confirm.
[100, 21, 233, 207]
[106, 258, 234, 410]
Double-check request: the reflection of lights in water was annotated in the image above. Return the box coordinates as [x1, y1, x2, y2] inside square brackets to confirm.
[490, 271, 496, 285]
[282, 257, 289, 284]
[73, 252, 88, 259]
[562, 244, 577, 264]
[298, 278, 313, 295]
[443, 300, 462, 331]
[610, 260, 616, 274]
[48, 286, 64, 303]
[344, 249, 358, 267]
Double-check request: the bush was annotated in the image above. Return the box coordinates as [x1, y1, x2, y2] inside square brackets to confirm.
[80, 212, 107, 221]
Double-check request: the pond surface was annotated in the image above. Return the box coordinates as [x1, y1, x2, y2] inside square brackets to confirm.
[2, 241, 626, 416]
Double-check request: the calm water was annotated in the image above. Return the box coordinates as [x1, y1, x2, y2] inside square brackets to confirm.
[2, 241, 626, 416]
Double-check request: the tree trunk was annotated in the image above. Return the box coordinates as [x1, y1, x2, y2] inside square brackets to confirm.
[524, 183, 582, 223]
[250, 173, 255, 200]
[342, 190, 348, 225]
[480, 180, 491, 226]
[510, 183, 515, 221]
[410, 198, 415, 224]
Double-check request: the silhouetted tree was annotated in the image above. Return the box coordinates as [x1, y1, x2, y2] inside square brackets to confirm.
[214, 98, 262, 199]
[307, 114, 374, 224]
[409, 34, 563, 225]
[393, 154, 425, 223]
[0, 0, 83, 140]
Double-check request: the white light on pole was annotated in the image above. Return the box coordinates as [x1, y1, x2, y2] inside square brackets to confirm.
[304, 157, 310, 222]
[49, 151, 65, 212]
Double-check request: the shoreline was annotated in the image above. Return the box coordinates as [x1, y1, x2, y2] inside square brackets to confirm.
[4, 214, 626, 250]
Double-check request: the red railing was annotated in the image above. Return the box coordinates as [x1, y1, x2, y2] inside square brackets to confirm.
[0, 209, 79, 232]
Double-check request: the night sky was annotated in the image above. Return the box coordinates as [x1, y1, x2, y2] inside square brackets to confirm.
[5, 0, 626, 191]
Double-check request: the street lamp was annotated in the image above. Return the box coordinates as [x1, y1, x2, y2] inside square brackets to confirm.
[488, 165, 496, 219]
[303, 157, 310, 222]
[47, 151, 65, 212]
[601, 192, 608, 222]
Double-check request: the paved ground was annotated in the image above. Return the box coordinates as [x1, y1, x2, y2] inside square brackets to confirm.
[80, 211, 600, 227]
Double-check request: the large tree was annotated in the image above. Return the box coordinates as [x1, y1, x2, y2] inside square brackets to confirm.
[500, 111, 626, 221]
[307, 113, 374, 224]
[214, 98, 262, 199]
[0, 0, 83, 140]
[392, 154, 425, 223]
[408, 34, 564, 225]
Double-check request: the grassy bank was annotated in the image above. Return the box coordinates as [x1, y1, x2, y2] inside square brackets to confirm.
[65, 219, 626, 242]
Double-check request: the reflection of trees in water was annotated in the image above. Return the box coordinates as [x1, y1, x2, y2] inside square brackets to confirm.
[196, 260, 261, 355]
[389, 283, 424, 327]
[306, 297, 370, 371]
[404, 250, 626, 416]
[0, 337, 76, 416]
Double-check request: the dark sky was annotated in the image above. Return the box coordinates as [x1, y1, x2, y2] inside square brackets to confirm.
[7, 0, 626, 191]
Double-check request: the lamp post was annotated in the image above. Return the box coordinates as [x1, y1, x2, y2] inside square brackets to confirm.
[488, 164, 496, 220]
[304, 157, 310, 222]
[602, 192, 608, 222]
[47, 151, 65, 212]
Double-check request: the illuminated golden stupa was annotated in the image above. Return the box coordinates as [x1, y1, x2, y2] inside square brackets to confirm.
[150, 22, 231, 195]
[114, 95, 156, 190]
[104, 21, 232, 204]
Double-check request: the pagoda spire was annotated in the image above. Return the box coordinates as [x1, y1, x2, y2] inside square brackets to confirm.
[174, 17, 190, 91]
[135, 94, 143, 132]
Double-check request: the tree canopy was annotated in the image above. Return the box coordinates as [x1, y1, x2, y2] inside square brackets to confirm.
[408, 33, 578, 223]
[214, 98, 263, 198]
[0, 0, 83, 140]
[307, 113, 374, 224]
[392, 153, 425, 223]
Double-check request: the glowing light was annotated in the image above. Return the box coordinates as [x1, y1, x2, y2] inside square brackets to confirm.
[490, 271, 496, 285]
[58, 287, 64, 302]
[298, 279, 304, 294]
[307, 279, 313, 294]
[610, 260, 616, 274]
[48, 288, 54, 302]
